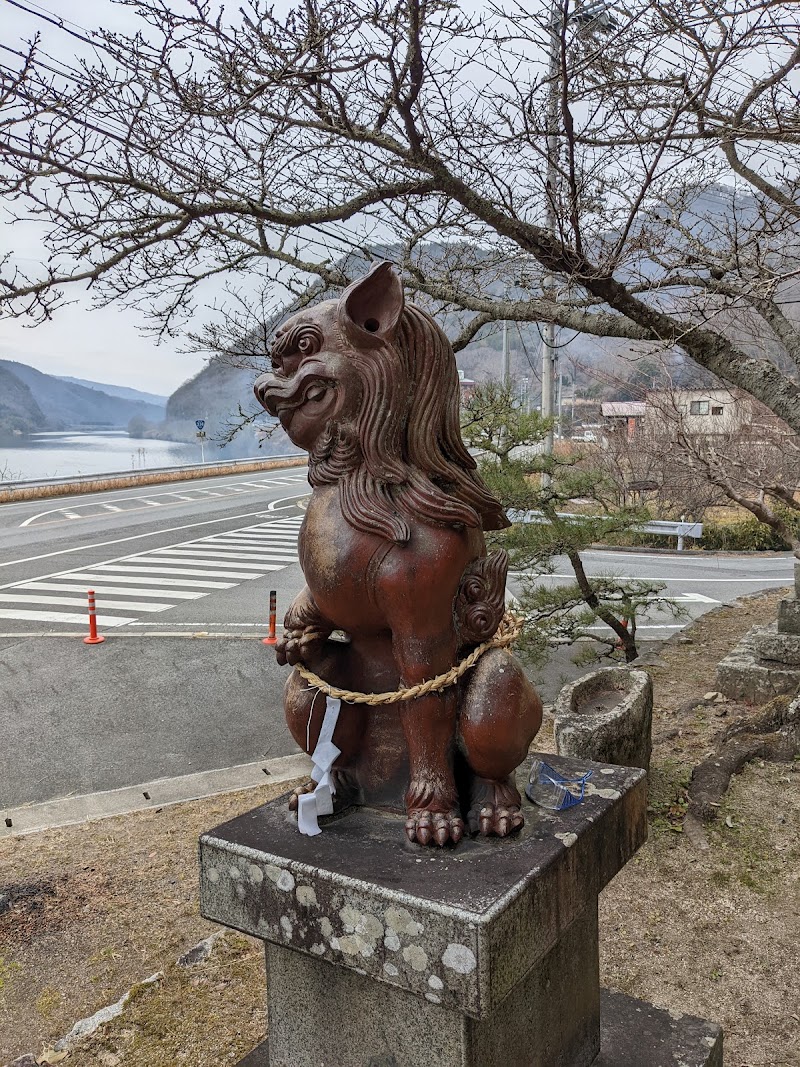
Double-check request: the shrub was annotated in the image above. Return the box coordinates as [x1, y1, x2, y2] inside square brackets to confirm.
[699, 517, 798, 552]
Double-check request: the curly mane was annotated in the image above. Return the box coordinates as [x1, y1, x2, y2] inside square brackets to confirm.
[309, 303, 509, 543]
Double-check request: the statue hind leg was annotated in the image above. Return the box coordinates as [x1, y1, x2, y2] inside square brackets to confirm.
[458, 648, 543, 836]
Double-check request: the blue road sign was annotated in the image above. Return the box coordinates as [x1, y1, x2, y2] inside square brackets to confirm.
[195, 419, 205, 431]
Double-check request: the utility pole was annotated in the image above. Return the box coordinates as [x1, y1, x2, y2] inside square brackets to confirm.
[541, 0, 615, 478]
[502, 316, 511, 389]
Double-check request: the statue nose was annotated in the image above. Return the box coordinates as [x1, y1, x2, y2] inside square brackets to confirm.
[253, 372, 277, 412]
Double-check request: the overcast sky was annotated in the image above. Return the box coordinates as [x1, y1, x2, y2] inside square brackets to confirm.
[0, 0, 208, 398]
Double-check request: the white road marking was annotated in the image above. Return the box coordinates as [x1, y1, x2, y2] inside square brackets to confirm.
[0, 514, 302, 629]
[206, 532, 301, 542]
[101, 504, 122, 512]
[205, 545, 297, 554]
[18, 582, 205, 599]
[0, 608, 135, 625]
[204, 535, 299, 545]
[94, 564, 261, 580]
[159, 549, 298, 563]
[0, 593, 173, 612]
[4, 493, 309, 565]
[673, 592, 719, 603]
[511, 572, 791, 583]
[52, 571, 237, 589]
[152, 548, 297, 563]
[126, 621, 263, 627]
[148, 551, 286, 569]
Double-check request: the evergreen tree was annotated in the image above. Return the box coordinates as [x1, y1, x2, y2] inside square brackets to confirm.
[461, 381, 683, 664]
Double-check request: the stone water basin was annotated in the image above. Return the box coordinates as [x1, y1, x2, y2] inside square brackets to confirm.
[553, 667, 653, 771]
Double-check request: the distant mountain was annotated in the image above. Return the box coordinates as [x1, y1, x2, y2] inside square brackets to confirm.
[164, 359, 296, 458]
[56, 376, 168, 409]
[0, 364, 47, 435]
[0, 360, 166, 434]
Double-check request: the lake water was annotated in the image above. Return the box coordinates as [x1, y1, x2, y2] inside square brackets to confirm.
[0, 431, 244, 482]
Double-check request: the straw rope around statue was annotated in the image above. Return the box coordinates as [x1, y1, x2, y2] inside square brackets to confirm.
[293, 611, 525, 706]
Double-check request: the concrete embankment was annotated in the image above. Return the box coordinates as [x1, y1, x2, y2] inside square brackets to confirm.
[0, 455, 306, 504]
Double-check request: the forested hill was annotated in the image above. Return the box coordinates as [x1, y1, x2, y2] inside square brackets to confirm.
[0, 360, 166, 436]
[0, 364, 46, 435]
[163, 359, 294, 458]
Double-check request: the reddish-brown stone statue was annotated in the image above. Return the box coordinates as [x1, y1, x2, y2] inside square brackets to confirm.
[254, 262, 542, 846]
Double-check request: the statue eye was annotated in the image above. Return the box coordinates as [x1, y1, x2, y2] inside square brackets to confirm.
[295, 326, 322, 356]
[269, 320, 323, 372]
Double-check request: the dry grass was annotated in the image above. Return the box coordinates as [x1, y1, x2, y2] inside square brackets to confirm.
[1, 588, 798, 1066]
[598, 587, 800, 1066]
[0, 780, 297, 1064]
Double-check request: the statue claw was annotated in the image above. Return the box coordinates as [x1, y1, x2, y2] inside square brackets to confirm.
[405, 809, 464, 848]
[276, 626, 329, 667]
[468, 777, 525, 837]
[288, 781, 317, 810]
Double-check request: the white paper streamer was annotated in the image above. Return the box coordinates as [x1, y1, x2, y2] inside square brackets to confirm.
[298, 696, 341, 836]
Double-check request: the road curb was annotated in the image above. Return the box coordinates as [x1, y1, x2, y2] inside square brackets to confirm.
[0, 631, 271, 638]
[0, 751, 312, 838]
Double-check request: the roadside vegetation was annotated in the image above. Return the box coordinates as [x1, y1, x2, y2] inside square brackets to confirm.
[461, 380, 684, 663]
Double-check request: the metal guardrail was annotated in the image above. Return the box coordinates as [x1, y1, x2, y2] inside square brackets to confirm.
[507, 510, 703, 551]
[0, 453, 306, 491]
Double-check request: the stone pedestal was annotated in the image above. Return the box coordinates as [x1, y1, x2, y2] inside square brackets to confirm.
[718, 561, 800, 700]
[199, 755, 722, 1067]
[777, 565, 800, 637]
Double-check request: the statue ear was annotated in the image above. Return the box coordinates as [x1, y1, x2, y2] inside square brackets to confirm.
[338, 262, 404, 344]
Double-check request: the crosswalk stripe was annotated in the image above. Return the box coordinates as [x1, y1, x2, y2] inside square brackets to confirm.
[3, 514, 302, 630]
[208, 532, 300, 541]
[18, 582, 206, 599]
[144, 553, 282, 570]
[51, 570, 238, 588]
[152, 548, 296, 564]
[169, 542, 295, 554]
[96, 559, 269, 576]
[156, 548, 298, 562]
[0, 609, 135, 625]
[0, 593, 174, 612]
[204, 535, 299, 545]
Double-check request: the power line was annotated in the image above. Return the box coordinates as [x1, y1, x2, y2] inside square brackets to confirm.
[2, 0, 112, 53]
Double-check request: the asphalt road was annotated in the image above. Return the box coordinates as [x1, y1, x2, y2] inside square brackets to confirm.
[509, 548, 794, 639]
[0, 465, 313, 809]
[0, 469, 794, 810]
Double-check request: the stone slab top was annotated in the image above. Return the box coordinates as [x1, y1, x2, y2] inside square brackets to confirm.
[200, 754, 646, 1018]
[595, 989, 723, 1067]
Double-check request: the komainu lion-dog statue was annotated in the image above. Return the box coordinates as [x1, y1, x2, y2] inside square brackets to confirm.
[254, 262, 542, 847]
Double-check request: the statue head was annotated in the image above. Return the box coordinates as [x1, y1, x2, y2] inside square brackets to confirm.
[254, 262, 508, 541]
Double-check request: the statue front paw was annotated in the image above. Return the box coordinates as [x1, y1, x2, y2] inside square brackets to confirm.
[276, 626, 330, 667]
[405, 809, 465, 847]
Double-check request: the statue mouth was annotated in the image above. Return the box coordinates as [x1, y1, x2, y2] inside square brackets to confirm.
[254, 369, 334, 431]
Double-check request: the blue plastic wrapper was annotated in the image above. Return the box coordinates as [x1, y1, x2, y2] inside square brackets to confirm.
[525, 758, 593, 810]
